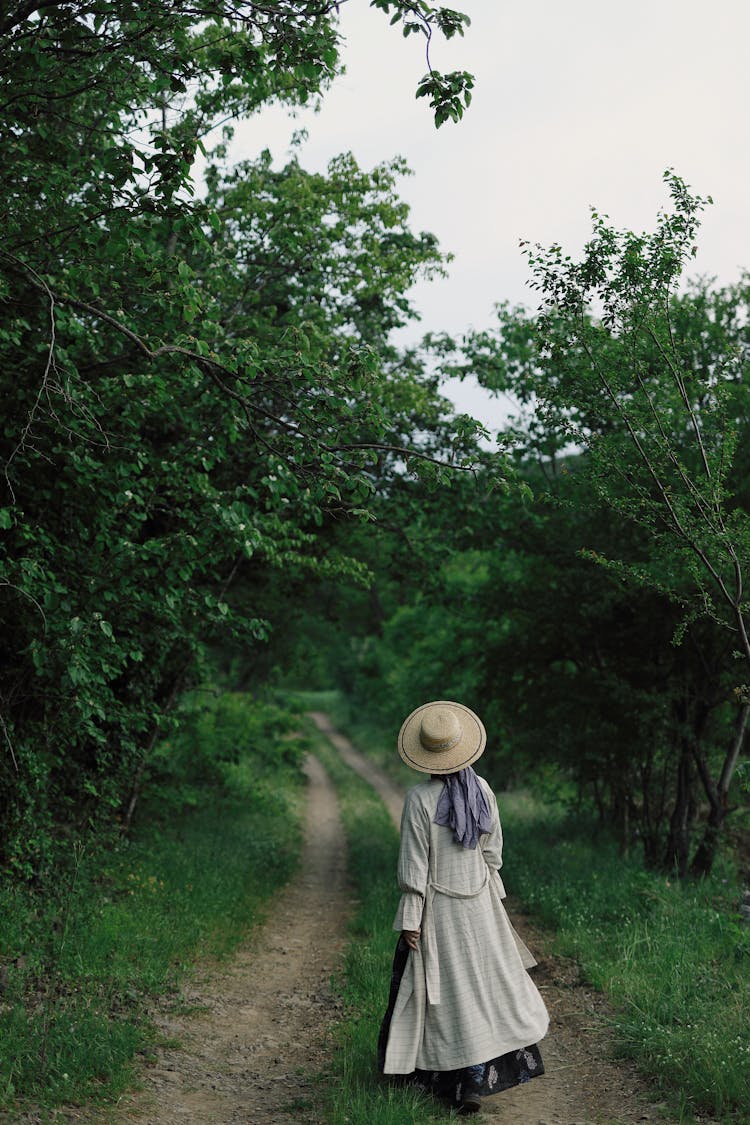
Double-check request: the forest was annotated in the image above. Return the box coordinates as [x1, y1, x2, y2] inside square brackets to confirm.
[1, 2, 749, 1120]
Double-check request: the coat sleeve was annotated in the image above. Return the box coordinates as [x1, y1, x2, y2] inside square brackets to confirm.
[480, 782, 503, 872]
[392, 788, 430, 932]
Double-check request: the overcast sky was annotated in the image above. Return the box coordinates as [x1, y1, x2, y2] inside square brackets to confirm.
[227, 0, 750, 424]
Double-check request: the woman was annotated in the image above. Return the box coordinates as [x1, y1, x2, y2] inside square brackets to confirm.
[378, 700, 549, 1116]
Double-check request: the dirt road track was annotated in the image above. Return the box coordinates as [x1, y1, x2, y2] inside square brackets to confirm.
[112, 754, 349, 1125]
[100, 715, 685, 1125]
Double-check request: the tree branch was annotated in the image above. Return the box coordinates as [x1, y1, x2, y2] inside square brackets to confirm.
[1, 252, 483, 488]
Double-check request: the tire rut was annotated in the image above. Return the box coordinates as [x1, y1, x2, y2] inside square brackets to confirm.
[113, 754, 349, 1125]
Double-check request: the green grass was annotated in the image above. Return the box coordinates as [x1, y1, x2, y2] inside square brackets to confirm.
[310, 725, 454, 1123]
[501, 794, 750, 1121]
[287, 689, 417, 790]
[306, 697, 750, 1122]
[0, 694, 306, 1117]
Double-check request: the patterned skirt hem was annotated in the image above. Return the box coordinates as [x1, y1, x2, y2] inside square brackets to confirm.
[377, 936, 545, 1104]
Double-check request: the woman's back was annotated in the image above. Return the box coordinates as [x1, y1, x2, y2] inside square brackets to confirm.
[398, 775, 504, 899]
[380, 700, 548, 1112]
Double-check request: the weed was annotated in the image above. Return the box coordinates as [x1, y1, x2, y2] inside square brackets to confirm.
[0, 694, 306, 1115]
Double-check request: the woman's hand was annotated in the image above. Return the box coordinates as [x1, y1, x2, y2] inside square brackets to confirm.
[402, 929, 421, 951]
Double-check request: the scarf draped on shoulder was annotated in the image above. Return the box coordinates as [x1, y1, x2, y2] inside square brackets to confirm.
[433, 766, 493, 849]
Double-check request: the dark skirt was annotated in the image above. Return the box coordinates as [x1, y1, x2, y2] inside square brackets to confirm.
[377, 936, 545, 1108]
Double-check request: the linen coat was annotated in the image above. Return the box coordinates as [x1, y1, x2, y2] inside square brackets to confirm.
[382, 775, 549, 1074]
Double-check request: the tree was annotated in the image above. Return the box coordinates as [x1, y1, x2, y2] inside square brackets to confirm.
[452, 176, 750, 874]
[0, 1, 481, 873]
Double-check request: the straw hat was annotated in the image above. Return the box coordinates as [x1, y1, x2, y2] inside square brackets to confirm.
[398, 700, 486, 775]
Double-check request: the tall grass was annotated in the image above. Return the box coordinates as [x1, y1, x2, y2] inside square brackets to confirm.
[501, 795, 750, 1120]
[0, 694, 305, 1116]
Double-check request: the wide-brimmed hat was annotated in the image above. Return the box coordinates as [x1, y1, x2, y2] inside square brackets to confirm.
[398, 700, 486, 775]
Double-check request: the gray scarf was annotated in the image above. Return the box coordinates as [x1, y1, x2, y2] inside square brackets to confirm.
[433, 766, 493, 849]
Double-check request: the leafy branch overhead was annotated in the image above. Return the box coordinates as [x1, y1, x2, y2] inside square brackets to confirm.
[370, 0, 474, 125]
[0, 0, 480, 873]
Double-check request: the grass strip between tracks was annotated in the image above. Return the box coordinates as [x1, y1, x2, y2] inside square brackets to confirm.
[310, 725, 450, 1123]
[306, 697, 750, 1123]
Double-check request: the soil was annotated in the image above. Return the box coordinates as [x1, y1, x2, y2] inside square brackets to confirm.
[50, 715, 711, 1124]
[110, 753, 350, 1125]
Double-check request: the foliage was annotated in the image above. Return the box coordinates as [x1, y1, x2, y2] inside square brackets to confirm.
[521, 175, 750, 658]
[276, 311, 750, 875]
[433, 177, 750, 874]
[0, 1, 484, 872]
[148, 688, 305, 801]
[521, 177, 750, 875]
[299, 511, 706, 865]
[0, 692, 305, 1113]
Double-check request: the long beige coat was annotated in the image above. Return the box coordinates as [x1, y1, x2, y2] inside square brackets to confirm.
[382, 775, 549, 1074]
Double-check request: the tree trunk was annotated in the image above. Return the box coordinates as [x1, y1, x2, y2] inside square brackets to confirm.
[662, 741, 695, 876]
[690, 700, 750, 877]
[591, 776, 606, 826]
[120, 662, 191, 833]
[639, 754, 662, 869]
[369, 582, 386, 637]
[612, 782, 631, 856]
[689, 806, 725, 878]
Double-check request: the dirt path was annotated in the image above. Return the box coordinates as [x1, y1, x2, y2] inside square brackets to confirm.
[113, 754, 349, 1125]
[307, 713, 405, 828]
[104, 715, 681, 1125]
[308, 712, 674, 1125]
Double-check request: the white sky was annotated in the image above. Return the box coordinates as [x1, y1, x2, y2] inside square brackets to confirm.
[227, 0, 750, 425]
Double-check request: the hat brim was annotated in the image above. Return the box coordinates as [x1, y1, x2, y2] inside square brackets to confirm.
[398, 700, 486, 774]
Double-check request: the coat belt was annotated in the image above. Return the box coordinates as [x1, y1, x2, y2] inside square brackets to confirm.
[422, 866, 491, 1006]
